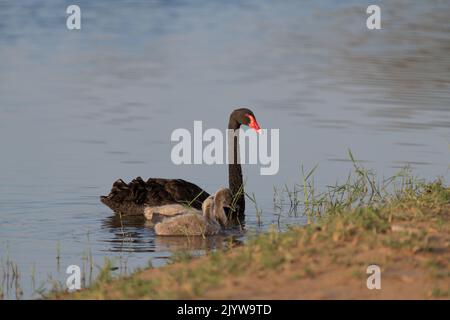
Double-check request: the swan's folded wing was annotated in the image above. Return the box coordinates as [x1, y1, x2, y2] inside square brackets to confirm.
[100, 177, 211, 216]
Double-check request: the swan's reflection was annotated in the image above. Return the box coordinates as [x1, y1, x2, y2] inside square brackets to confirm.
[101, 214, 244, 253]
[153, 233, 243, 252]
[101, 214, 154, 252]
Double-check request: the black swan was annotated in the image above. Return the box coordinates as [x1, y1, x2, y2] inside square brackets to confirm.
[100, 108, 261, 219]
[154, 188, 232, 236]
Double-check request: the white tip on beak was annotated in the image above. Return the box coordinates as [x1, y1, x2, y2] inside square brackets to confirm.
[256, 128, 262, 134]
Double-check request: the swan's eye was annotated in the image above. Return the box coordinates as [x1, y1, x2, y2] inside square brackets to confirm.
[245, 114, 262, 134]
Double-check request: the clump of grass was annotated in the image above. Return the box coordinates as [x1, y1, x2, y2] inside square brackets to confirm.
[246, 192, 263, 226]
[47, 275, 65, 297]
[424, 259, 449, 279]
[303, 266, 315, 278]
[117, 278, 161, 299]
[351, 269, 364, 278]
[231, 181, 246, 211]
[431, 287, 450, 298]
[0, 252, 24, 300]
[169, 250, 194, 264]
[94, 258, 115, 284]
[301, 163, 319, 221]
[273, 150, 434, 226]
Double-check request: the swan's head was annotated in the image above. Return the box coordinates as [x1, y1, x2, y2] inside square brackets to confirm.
[213, 187, 232, 226]
[231, 108, 262, 134]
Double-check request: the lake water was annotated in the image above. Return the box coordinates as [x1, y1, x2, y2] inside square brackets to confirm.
[0, 0, 449, 299]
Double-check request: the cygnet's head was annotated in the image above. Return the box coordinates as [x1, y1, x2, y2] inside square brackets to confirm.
[215, 187, 233, 207]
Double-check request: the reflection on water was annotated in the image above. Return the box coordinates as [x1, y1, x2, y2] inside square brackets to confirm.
[0, 0, 449, 299]
[153, 234, 243, 254]
[101, 214, 245, 253]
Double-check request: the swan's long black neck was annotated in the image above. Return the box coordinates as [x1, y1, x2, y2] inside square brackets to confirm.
[228, 117, 245, 217]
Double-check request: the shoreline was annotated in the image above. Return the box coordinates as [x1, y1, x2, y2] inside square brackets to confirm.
[56, 180, 450, 299]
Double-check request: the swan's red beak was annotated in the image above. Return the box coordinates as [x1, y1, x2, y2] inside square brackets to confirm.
[246, 114, 262, 134]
